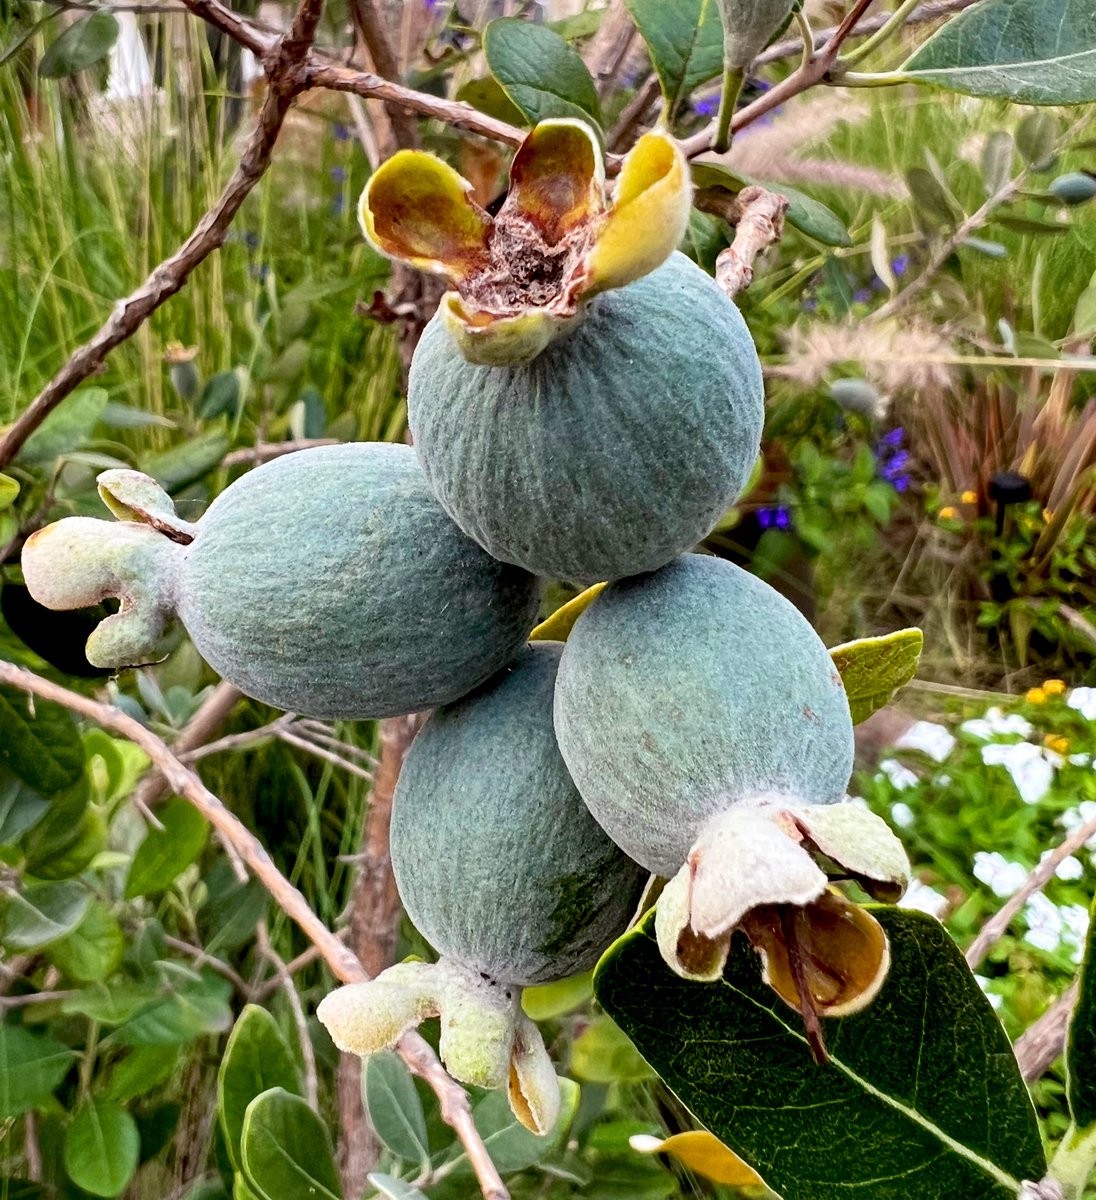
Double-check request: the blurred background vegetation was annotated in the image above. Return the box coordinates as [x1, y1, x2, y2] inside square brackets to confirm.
[2, 1, 1096, 1197]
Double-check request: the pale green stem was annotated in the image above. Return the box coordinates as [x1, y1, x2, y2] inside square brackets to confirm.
[1048, 1122, 1096, 1200]
[795, 10, 815, 71]
[712, 65, 745, 155]
[830, 68, 911, 87]
[842, 0, 923, 67]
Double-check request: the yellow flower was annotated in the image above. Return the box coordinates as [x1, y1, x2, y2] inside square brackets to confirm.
[1026, 687, 1048, 705]
[938, 506, 959, 520]
[359, 120, 691, 365]
[1044, 734, 1070, 755]
[1043, 679, 1067, 696]
[960, 490, 978, 504]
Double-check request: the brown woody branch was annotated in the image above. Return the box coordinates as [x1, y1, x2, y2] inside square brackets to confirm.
[1015, 980, 1079, 1083]
[0, 659, 511, 1200]
[706, 186, 789, 299]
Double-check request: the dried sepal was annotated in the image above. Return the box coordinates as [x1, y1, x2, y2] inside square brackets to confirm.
[97, 469, 196, 543]
[21, 516, 181, 668]
[503, 119, 603, 246]
[317, 958, 561, 1135]
[630, 1131, 765, 1188]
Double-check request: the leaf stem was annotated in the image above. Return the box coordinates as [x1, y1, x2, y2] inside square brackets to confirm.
[829, 68, 911, 86]
[795, 9, 815, 71]
[841, 0, 922, 66]
[1048, 1122, 1096, 1200]
[712, 65, 745, 154]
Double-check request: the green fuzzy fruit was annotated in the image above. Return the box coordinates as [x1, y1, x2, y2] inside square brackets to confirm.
[408, 252, 764, 583]
[553, 554, 854, 876]
[391, 642, 648, 986]
[23, 444, 540, 720]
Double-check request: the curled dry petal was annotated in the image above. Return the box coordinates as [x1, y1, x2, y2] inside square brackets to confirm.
[316, 958, 561, 1134]
[630, 1131, 764, 1188]
[97, 469, 196, 543]
[21, 517, 181, 668]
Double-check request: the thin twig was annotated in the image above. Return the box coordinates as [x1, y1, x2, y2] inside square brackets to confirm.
[278, 728, 375, 783]
[1015, 980, 1079, 1083]
[711, 186, 789, 298]
[257, 921, 319, 1109]
[221, 439, 339, 467]
[0, 660, 510, 1200]
[966, 811, 1096, 969]
[0, 990, 77, 1008]
[349, 0, 418, 152]
[163, 935, 257, 998]
[180, 714, 295, 763]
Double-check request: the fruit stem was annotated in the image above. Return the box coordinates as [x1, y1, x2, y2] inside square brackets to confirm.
[782, 906, 829, 1065]
[712, 66, 745, 155]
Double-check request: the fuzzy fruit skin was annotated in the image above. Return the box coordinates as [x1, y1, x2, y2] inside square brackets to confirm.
[554, 554, 854, 876]
[408, 252, 764, 583]
[177, 443, 540, 719]
[391, 642, 648, 986]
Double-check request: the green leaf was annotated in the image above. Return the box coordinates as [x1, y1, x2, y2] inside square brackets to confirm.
[362, 1051, 430, 1168]
[1067, 896, 1096, 1127]
[454, 76, 526, 127]
[38, 11, 118, 77]
[906, 165, 963, 228]
[900, 0, 1096, 105]
[2, 880, 90, 950]
[125, 797, 208, 898]
[0, 1026, 75, 1117]
[218, 1006, 303, 1171]
[197, 371, 242, 421]
[992, 213, 1070, 235]
[522, 969, 594, 1020]
[367, 1176, 427, 1200]
[596, 908, 1045, 1199]
[16, 387, 108, 463]
[828, 628, 923, 724]
[24, 803, 105, 880]
[571, 1015, 656, 1084]
[1016, 110, 1061, 169]
[692, 162, 851, 247]
[0, 685, 85, 795]
[0, 474, 19, 511]
[624, 0, 724, 119]
[484, 18, 602, 131]
[63, 1101, 140, 1197]
[240, 1088, 342, 1200]
[103, 1046, 180, 1104]
[0, 774, 49, 845]
[143, 429, 230, 493]
[119, 971, 233, 1045]
[47, 900, 124, 982]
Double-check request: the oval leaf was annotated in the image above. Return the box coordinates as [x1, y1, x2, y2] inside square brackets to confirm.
[363, 1051, 430, 1169]
[241, 1088, 342, 1200]
[484, 19, 602, 131]
[828, 627, 923, 724]
[630, 1130, 764, 1187]
[125, 797, 209, 898]
[0, 1026, 76, 1117]
[901, 0, 1096, 106]
[595, 908, 1045, 1199]
[47, 899, 124, 982]
[2, 880, 90, 950]
[63, 1101, 140, 1198]
[0, 474, 19, 511]
[624, 0, 724, 119]
[0, 684, 85, 795]
[218, 1007, 303, 1171]
[39, 12, 119, 78]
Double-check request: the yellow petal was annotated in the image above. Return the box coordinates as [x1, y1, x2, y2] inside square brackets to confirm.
[359, 151, 490, 281]
[503, 118, 605, 245]
[530, 582, 606, 642]
[630, 1131, 765, 1188]
[442, 293, 578, 366]
[585, 128, 692, 295]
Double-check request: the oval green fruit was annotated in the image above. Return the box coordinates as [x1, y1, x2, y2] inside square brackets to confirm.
[408, 252, 764, 583]
[554, 554, 854, 876]
[1049, 172, 1096, 206]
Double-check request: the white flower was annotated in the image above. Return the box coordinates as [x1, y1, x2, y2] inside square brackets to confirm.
[980, 742, 1055, 805]
[899, 879, 949, 918]
[1059, 801, 1096, 848]
[960, 707, 1033, 740]
[973, 851, 1028, 898]
[1023, 893, 1064, 953]
[1040, 851, 1085, 881]
[1067, 687, 1096, 721]
[1070, 753, 1092, 766]
[894, 720, 956, 763]
[878, 758, 918, 790]
[890, 801, 915, 828]
[1062, 904, 1091, 963]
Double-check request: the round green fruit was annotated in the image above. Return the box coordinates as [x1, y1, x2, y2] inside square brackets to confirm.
[392, 641, 647, 986]
[1049, 172, 1096, 206]
[553, 554, 854, 876]
[23, 443, 540, 719]
[408, 252, 764, 583]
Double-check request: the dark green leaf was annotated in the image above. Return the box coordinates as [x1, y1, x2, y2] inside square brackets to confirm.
[0, 774, 49, 845]
[0, 1026, 75, 1117]
[595, 908, 1045, 1199]
[901, 0, 1096, 105]
[241, 1088, 342, 1200]
[363, 1051, 430, 1168]
[1016, 110, 1061, 169]
[47, 900, 124, 982]
[143, 430, 230, 493]
[218, 1006, 303, 1171]
[39, 11, 118, 77]
[24, 803, 105, 880]
[2, 880, 90, 950]
[197, 371, 242, 421]
[624, 0, 723, 119]
[16, 387, 107, 462]
[0, 684, 85, 795]
[993, 213, 1070, 235]
[829, 628, 923, 724]
[906, 165, 963, 228]
[125, 797, 208, 898]
[484, 18, 602, 131]
[455, 76, 526, 127]
[63, 1101, 140, 1197]
[0, 474, 18, 510]
[63, 980, 163, 1026]
[1067, 896, 1096, 1127]
[119, 971, 233, 1045]
[103, 1046, 180, 1104]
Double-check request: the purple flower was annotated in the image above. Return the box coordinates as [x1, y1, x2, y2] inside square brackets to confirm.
[331, 165, 347, 184]
[879, 427, 905, 448]
[803, 297, 818, 312]
[242, 231, 261, 250]
[893, 475, 910, 493]
[891, 255, 910, 276]
[333, 123, 351, 142]
[879, 451, 910, 482]
[332, 194, 346, 216]
[854, 288, 871, 304]
[758, 506, 793, 531]
[692, 94, 719, 116]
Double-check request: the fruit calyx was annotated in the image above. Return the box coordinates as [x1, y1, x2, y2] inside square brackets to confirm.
[654, 797, 909, 1058]
[360, 119, 691, 365]
[21, 469, 187, 668]
[317, 958, 560, 1134]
